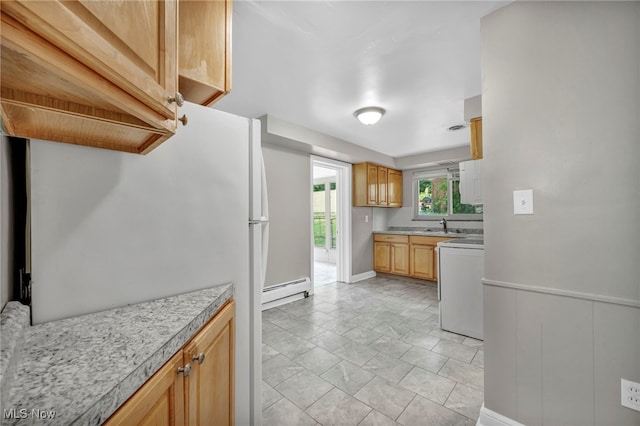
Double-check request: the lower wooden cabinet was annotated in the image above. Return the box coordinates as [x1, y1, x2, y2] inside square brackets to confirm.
[374, 234, 453, 281]
[373, 234, 409, 276]
[409, 243, 435, 280]
[184, 300, 235, 426]
[104, 351, 185, 426]
[105, 300, 235, 426]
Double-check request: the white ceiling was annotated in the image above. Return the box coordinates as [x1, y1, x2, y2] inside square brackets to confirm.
[214, 0, 508, 158]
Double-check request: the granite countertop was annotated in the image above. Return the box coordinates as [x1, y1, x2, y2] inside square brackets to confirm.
[0, 283, 234, 425]
[373, 229, 466, 238]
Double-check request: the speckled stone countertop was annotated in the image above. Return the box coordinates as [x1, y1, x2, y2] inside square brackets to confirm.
[0, 283, 234, 425]
[373, 226, 483, 238]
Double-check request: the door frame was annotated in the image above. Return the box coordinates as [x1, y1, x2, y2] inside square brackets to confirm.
[310, 156, 352, 289]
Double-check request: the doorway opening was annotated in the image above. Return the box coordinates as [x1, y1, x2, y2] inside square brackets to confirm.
[310, 156, 352, 291]
[312, 165, 336, 286]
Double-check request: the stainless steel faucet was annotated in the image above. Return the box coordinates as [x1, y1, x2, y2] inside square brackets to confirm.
[440, 218, 447, 233]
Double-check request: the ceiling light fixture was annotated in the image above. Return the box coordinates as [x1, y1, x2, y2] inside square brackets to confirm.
[354, 106, 385, 125]
[448, 124, 466, 131]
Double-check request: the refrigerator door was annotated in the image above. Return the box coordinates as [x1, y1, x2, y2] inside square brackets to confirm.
[247, 117, 264, 425]
[29, 102, 257, 424]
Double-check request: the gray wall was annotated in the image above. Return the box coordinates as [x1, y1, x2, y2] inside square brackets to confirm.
[482, 3, 640, 425]
[262, 144, 311, 286]
[1, 137, 11, 309]
[351, 207, 373, 276]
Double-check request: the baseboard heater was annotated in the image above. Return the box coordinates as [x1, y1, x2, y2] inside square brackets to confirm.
[262, 277, 311, 311]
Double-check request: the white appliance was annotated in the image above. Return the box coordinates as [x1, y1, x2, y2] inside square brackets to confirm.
[437, 238, 485, 340]
[28, 102, 264, 425]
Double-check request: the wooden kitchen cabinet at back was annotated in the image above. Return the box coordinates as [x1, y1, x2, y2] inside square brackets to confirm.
[374, 234, 452, 281]
[373, 234, 409, 276]
[105, 300, 235, 426]
[353, 162, 403, 207]
[0, 0, 232, 154]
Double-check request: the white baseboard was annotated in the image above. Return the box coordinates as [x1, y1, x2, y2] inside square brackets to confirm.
[476, 404, 525, 426]
[350, 270, 376, 283]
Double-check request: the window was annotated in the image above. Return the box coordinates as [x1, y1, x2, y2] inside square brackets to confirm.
[414, 169, 483, 219]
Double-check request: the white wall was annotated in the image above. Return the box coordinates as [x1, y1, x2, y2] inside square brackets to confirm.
[482, 3, 640, 425]
[351, 207, 373, 275]
[262, 144, 311, 286]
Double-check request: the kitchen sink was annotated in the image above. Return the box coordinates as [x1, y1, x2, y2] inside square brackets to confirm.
[410, 230, 465, 237]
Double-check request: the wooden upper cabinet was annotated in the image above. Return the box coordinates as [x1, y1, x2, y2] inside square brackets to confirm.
[353, 162, 402, 207]
[387, 168, 403, 207]
[366, 163, 378, 205]
[470, 117, 483, 160]
[378, 166, 388, 206]
[0, 0, 179, 154]
[179, 0, 232, 106]
[184, 300, 235, 426]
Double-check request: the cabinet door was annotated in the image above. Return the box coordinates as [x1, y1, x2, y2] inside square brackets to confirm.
[374, 242, 391, 273]
[367, 163, 378, 205]
[470, 117, 483, 160]
[388, 169, 403, 207]
[179, 0, 232, 106]
[377, 166, 388, 206]
[11, 0, 177, 119]
[184, 300, 235, 426]
[410, 244, 435, 280]
[459, 160, 483, 206]
[391, 243, 409, 276]
[104, 351, 185, 426]
[1, 1, 178, 153]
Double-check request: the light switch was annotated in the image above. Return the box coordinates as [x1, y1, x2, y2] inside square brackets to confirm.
[365, 215, 369, 223]
[513, 189, 534, 215]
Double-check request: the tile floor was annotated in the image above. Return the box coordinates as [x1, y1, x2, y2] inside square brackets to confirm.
[262, 275, 484, 426]
[314, 260, 337, 286]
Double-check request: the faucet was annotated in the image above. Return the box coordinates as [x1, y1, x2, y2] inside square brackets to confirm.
[440, 218, 447, 233]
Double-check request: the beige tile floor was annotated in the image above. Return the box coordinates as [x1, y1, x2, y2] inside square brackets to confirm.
[262, 275, 484, 426]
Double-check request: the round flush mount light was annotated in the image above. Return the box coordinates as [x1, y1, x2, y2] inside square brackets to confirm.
[354, 106, 385, 125]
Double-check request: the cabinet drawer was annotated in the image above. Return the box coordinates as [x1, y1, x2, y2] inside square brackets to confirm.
[374, 234, 409, 243]
[409, 235, 453, 245]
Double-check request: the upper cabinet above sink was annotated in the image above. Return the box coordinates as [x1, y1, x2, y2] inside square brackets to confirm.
[0, 0, 232, 154]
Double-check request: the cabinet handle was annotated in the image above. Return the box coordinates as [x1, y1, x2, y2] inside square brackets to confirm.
[177, 363, 192, 377]
[192, 352, 206, 364]
[168, 92, 185, 107]
[178, 114, 188, 126]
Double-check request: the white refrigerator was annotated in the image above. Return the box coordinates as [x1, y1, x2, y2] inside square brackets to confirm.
[28, 102, 264, 425]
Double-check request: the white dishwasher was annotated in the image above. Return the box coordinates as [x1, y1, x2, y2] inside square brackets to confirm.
[436, 238, 484, 340]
